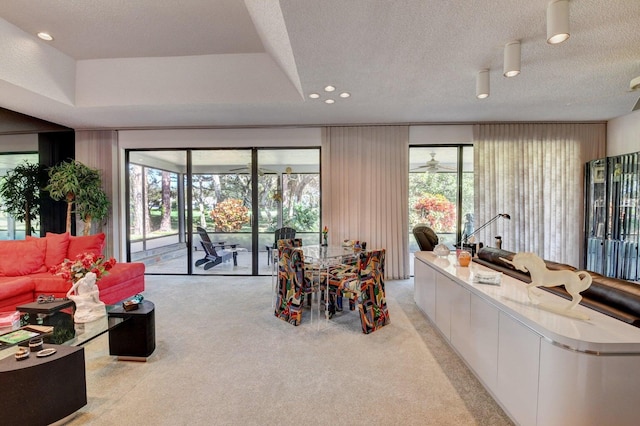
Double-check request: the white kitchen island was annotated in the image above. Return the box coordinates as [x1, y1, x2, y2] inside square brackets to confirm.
[414, 251, 640, 426]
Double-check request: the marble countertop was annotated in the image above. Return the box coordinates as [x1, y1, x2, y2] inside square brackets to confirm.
[415, 251, 640, 354]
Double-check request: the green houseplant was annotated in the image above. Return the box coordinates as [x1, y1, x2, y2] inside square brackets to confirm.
[46, 159, 110, 235]
[0, 161, 47, 236]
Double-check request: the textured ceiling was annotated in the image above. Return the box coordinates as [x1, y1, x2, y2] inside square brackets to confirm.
[0, 0, 639, 130]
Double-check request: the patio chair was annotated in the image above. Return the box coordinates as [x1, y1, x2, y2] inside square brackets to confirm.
[266, 227, 296, 265]
[195, 226, 238, 270]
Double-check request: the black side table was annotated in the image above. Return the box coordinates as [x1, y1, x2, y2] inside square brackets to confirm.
[108, 300, 155, 361]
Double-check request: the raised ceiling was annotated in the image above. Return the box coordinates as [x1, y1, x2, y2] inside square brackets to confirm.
[0, 0, 639, 130]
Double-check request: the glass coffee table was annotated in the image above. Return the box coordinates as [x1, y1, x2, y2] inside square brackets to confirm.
[1, 297, 155, 360]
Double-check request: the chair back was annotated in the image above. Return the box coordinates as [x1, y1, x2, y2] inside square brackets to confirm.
[277, 238, 302, 250]
[413, 225, 439, 251]
[275, 243, 307, 326]
[197, 226, 212, 243]
[197, 227, 219, 257]
[356, 249, 390, 334]
[274, 227, 296, 246]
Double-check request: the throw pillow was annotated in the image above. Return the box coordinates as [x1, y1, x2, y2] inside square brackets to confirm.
[67, 233, 106, 259]
[0, 238, 48, 276]
[43, 232, 71, 268]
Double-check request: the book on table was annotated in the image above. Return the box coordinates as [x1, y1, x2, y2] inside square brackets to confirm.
[0, 325, 54, 347]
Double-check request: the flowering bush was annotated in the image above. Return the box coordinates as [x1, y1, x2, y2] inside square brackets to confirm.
[50, 252, 116, 283]
[210, 199, 249, 232]
[413, 193, 456, 232]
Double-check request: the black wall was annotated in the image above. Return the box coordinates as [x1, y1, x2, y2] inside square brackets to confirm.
[38, 131, 75, 235]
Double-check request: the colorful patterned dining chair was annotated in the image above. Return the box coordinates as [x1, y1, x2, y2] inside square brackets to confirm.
[274, 239, 317, 326]
[330, 249, 390, 334]
[330, 240, 367, 311]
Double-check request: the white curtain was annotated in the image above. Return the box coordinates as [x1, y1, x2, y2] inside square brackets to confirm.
[322, 126, 409, 279]
[473, 123, 606, 266]
[75, 130, 119, 258]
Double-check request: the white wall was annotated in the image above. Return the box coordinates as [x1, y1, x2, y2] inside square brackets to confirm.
[607, 109, 640, 156]
[0, 134, 38, 152]
[409, 125, 473, 145]
[118, 127, 321, 148]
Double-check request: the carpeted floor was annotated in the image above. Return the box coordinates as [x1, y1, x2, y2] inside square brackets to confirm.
[68, 275, 513, 425]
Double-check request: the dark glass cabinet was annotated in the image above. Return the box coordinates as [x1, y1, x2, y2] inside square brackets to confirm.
[585, 152, 639, 280]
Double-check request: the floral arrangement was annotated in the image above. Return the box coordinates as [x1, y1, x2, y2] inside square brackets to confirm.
[50, 252, 116, 283]
[322, 226, 328, 246]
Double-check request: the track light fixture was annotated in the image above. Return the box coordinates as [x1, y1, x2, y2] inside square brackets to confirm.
[547, 0, 570, 44]
[503, 41, 521, 77]
[476, 69, 490, 99]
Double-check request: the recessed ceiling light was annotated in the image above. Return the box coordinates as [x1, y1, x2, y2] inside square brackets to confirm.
[325, 99, 335, 104]
[324, 85, 336, 92]
[309, 93, 320, 99]
[339, 92, 350, 98]
[37, 32, 53, 41]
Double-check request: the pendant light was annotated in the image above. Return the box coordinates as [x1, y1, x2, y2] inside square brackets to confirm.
[476, 69, 490, 99]
[503, 41, 521, 77]
[547, 0, 570, 44]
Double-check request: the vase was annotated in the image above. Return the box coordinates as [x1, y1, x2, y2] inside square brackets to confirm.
[322, 234, 328, 246]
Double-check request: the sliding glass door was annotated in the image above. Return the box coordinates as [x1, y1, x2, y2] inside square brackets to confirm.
[128, 150, 187, 274]
[127, 147, 320, 276]
[256, 149, 320, 273]
[190, 149, 253, 276]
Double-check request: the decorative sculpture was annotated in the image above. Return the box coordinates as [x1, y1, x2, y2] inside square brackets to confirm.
[500, 252, 593, 319]
[66, 271, 107, 323]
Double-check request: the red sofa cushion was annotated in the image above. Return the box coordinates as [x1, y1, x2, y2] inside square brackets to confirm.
[29, 272, 71, 296]
[67, 233, 105, 259]
[0, 276, 35, 311]
[27, 232, 72, 268]
[0, 239, 47, 276]
[44, 232, 71, 267]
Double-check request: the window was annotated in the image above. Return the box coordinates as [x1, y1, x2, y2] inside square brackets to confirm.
[0, 153, 39, 239]
[409, 146, 473, 253]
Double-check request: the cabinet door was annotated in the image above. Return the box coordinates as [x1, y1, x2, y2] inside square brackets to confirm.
[414, 259, 436, 320]
[604, 152, 639, 280]
[435, 274, 455, 341]
[496, 313, 541, 426]
[585, 158, 606, 273]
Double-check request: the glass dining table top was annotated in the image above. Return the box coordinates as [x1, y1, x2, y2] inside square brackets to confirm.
[299, 244, 366, 265]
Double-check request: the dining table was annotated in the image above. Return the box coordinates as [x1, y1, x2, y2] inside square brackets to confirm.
[299, 244, 366, 320]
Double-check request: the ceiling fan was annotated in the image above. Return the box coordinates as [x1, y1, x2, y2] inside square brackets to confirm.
[228, 164, 276, 175]
[412, 152, 456, 173]
[630, 76, 640, 111]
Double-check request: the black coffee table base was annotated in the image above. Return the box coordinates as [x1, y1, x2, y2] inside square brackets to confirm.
[0, 344, 86, 426]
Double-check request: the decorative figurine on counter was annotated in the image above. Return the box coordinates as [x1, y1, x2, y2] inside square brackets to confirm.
[500, 252, 593, 319]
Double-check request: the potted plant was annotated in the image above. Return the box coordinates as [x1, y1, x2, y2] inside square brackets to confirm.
[46, 159, 110, 235]
[0, 161, 47, 236]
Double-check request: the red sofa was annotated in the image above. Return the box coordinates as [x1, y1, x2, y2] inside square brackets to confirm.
[0, 232, 144, 312]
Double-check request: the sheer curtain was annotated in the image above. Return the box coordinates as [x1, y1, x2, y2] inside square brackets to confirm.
[322, 126, 409, 279]
[473, 123, 606, 266]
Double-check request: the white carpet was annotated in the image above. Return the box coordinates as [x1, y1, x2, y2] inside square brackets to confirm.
[68, 275, 512, 425]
